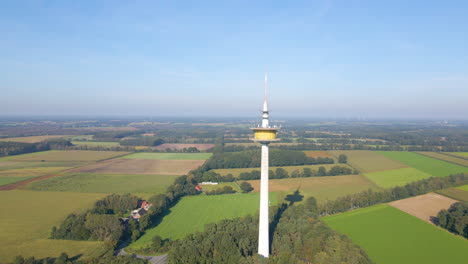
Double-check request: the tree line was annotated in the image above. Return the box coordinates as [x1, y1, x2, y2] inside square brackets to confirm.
[50, 175, 199, 249]
[318, 173, 468, 216]
[437, 201, 468, 238]
[190, 148, 335, 182]
[199, 165, 356, 183]
[0, 139, 72, 157]
[224, 143, 468, 152]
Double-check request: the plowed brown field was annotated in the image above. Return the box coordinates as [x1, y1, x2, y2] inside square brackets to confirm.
[389, 193, 458, 224]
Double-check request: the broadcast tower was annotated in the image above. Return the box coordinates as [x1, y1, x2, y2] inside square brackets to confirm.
[251, 74, 279, 258]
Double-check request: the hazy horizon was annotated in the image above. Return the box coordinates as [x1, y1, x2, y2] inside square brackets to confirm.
[1, 1, 467, 119]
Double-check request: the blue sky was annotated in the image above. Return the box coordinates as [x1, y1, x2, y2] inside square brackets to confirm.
[1, 0, 467, 119]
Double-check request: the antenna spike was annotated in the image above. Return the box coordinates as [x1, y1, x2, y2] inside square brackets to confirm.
[263, 73, 268, 112]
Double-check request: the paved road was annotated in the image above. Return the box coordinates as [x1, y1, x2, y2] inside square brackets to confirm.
[115, 248, 167, 264]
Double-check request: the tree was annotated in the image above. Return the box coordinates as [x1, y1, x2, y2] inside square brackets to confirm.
[303, 168, 313, 177]
[291, 169, 301, 178]
[275, 168, 288, 179]
[317, 166, 326, 176]
[54, 253, 69, 264]
[338, 154, 347, 164]
[85, 214, 124, 242]
[152, 235, 163, 251]
[239, 182, 253, 193]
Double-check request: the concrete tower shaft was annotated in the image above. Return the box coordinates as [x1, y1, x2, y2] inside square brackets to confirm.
[250, 74, 279, 258]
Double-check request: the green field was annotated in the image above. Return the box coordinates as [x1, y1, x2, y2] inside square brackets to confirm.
[246, 174, 379, 203]
[437, 187, 468, 202]
[0, 150, 129, 162]
[328, 150, 407, 173]
[364, 167, 431, 188]
[71, 141, 120, 147]
[122, 152, 212, 160]
[27, 173, 178, 194]
[129, 193, 277, 249]
[324, 204, 468, 264]
[0, 167, 70, 177]
[378, 151, 468, 177]
[0, 190, 106, 262]
[213, 164, 353, 177]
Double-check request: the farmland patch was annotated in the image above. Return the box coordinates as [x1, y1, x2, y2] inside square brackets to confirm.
[364, 167, 431, 188]
[324, 204, 468, 264]
[328, 150, 407, 173]
[449, 152, 468, 157]
[0, 135, 72, 143]
[246, 174, 378, 203]
[303, 151, 333, 158]
[71, 141, 120, 147]
[378, 151, 468, 177]
[4, 150, 129, 162]
[28, 173, 179, 194]
[417, 152, 468, 167]
[122, 152, 212, 160]
[153, 143, 215, 151]
[389, 193, 458, 224]
[436, 187, 468, 202]
[129, 193, 276, 248]
[71, 159, 205, 175]
[0, 190, 105, 262]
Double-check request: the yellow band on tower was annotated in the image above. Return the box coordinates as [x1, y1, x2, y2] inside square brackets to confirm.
[254, 130, 277, 140]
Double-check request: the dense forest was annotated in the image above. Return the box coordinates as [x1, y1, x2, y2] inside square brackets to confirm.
[167, 198, 373, 264]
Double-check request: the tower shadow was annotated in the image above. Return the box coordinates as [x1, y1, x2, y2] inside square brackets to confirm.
[269, 189, 304, 251]
[284, 189, 304, 206]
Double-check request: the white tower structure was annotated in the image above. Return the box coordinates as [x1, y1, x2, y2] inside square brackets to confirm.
[251, 74, 279, 258]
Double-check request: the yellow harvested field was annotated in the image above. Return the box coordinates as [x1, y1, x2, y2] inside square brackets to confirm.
[303, 151, 333, 158]
[0, 135, 72, 143]
[0, 190, 106, 262]
[246, 174, 379, 203]
[72, 158, 205, 175]
[389, 193, 458, 224]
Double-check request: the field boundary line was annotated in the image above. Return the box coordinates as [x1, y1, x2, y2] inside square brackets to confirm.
[442, 152, 468, 161]
[416, 152, 468, 168]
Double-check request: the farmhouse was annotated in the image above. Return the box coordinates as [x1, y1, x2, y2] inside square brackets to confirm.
[131, 200, 152, 220]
